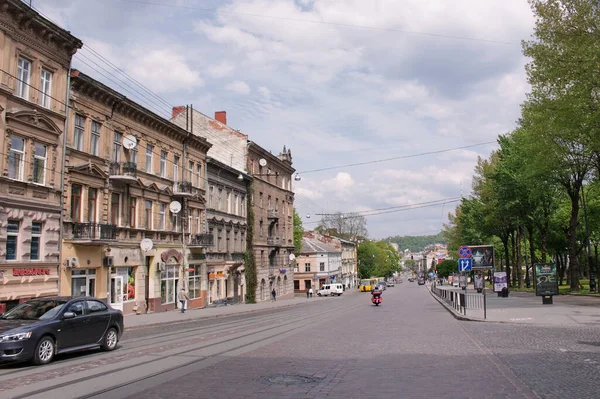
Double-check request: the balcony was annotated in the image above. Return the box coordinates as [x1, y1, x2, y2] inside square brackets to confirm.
[267, 209, 279, 221]
[267, 236, 282, 247]
[173, 181, 194, 197]
[109, 162, 137, 182]
[71, 222, 117, 241]
[189, 233, 214, 248]
[230, 252, 245, 262]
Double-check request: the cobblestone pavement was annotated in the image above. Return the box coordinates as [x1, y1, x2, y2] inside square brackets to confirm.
[122, 283, 540, 399]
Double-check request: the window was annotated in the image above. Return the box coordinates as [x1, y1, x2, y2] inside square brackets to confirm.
[196, 164, 202, 187]
[188, 265, 201, 299]
[16, 57, 31, 99]
[160, 151, 167, 177]
[115, 267, 136, 302]
[294, 280, 300, 290]
[111, 193, 120, 225]
[209, 186, 214, 208]
[31, 143, 47, 185]
[67, 301, 85, 317]
[40, 69, 52, 108]
[259, 220, 263, 237]
[173, 155, 180, 182]
[87, 188, 97, 222]
[129, 197, 137, 228]
[6, 220, 19, 260]
[259, 192, 263, 208]
[187, 214, 192, 234]
[161, 265, 179, 304]
[113, 131, 122, 162]
[234, 195, 239, 216]
[241, 196, 245, 217]
[8, 135, 25, 181]
[71, 269, 96, 297]
[90, 121, 100, 156]
[188, 161, 193, 181]
[305, 263, 311, 272]
[131, 147, 138, 164]
[144, 200, 152, 229]
[86, 300, 107, 313]
[74, 115, 84, 151]
[227, 192, 231, 213]
[30, 222, 42, 261]
[196, 210, 201, 234]
[218, 189, 222, 210]
[320, 262, 325, 272]
[71, 185, 82, 222]
[146, 144, 153, 173]
[159, 203, 166, 230]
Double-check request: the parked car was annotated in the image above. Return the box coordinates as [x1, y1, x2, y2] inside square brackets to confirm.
[0, 296, 124, 365]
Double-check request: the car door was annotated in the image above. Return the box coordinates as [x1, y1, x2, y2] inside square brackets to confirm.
[58, 300, 90, 349]
[85, 300, 111, 344]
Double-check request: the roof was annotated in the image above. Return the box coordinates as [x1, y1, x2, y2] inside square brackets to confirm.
[301, 237, 341, 254]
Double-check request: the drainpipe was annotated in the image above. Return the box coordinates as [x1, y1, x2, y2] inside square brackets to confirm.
[57, 67, 72, 296]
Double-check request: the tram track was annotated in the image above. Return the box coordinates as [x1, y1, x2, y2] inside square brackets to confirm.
[4, 300, 359, 399]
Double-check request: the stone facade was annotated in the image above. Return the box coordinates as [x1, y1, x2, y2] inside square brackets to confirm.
[248, 142, 295, 301]
[60, 70, 211, 314]
[0, 1, 82, 310]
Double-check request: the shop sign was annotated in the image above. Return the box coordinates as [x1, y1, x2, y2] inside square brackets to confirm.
[13, 268, 51, 277]
[208, 271, 225, 280]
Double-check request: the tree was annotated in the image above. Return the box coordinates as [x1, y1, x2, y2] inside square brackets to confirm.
[436, 260, 458, 278]
[319, 212, 368, 241]
[293, 208, 304, 255]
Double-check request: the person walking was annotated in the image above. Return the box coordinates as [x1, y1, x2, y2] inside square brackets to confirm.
[178, 287, 190, 313]
[271, 288, 277, 301]
[306, 289, 310, 299]
[309, 287, 313, 298]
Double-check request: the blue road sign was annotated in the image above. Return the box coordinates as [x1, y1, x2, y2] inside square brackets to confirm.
[458, 258, 472, 272]
[458, 246, 472, 258]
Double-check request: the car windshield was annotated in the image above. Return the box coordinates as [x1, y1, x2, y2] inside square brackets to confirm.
[0, 300, 67, 320]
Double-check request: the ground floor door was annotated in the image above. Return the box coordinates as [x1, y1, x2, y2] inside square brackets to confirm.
[110, 275, 124, 311]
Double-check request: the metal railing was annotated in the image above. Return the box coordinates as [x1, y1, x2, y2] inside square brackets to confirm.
[189, 233, 214, 247]
[72, 222, 117, 240]
[173, 181, 194, 196]
[109, 162, 137, 178]
[431, 285, 487, 319]
[267, 236, 282, 247]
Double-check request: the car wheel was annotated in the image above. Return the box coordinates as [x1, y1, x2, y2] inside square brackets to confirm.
[101, 327, 119, 351]
[33, 336, 55, 365]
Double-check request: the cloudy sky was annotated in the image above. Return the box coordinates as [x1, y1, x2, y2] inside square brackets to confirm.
[36, 0, 534, 238]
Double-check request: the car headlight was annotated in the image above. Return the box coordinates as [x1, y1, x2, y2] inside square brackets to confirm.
[0, 332, 32, 343]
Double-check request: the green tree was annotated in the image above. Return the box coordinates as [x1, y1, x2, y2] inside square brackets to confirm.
[293, 208, 304, 255]
[436, 260, 458, 278]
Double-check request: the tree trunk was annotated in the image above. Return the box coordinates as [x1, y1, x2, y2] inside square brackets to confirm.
[567, 187, 581, 291]
[527, 224, 536, 280]
[540, 222, 548, 263]
[516, 225, 523, 288]
[502, 234, 511, 284]
[557, 254, 564, 286]
[510, 231, 517, 287]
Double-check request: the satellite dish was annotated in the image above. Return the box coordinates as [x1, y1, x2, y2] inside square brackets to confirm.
[169, 201, 181, 214]
[258, 158, 267, 167]
[289, 253, 296, 261]
[140, 238, 153, 252]
[306, 214, 311, 219]
[123, 135, 138, 150]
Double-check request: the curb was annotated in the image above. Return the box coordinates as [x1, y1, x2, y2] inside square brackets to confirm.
[427, 287, 485, 322]
[125, 300, 316, 331]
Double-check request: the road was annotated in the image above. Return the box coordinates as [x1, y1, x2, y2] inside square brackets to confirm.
[1, 283, 600, 398]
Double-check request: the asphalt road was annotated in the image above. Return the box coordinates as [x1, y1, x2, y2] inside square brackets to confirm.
[1, 283, 599, 398]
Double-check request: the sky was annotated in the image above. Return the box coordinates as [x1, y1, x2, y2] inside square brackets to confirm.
[34, 0, 535, 239]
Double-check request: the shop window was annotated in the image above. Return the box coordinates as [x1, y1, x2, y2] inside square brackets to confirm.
[188, 265, 201, 299]
[160, 265, 179, 304]
[71, 184, 82, 222]
[6, 220, 19, 260]
[30, 222, 42, 261]
[115, 267, 136, 302]
[71, 269, 96, 297]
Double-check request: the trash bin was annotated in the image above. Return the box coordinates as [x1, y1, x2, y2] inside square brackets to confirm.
[501, 287, 509, 298]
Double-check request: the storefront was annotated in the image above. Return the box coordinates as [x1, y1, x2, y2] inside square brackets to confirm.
[0, 266, 59, 312]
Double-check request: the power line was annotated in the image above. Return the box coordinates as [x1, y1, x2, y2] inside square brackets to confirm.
[111, 0, 519, 46]
[297, 142, 496, 174]
[316, 197, 462, 217]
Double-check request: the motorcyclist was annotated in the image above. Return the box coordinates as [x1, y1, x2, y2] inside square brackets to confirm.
[371, 285, 382, 296]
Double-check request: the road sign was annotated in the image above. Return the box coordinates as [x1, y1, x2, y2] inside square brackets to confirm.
[458, 258, 472, 272]
[458, 246, 472, 258]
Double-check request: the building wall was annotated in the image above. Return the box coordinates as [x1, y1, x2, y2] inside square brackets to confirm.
[0, 1, 81, 308]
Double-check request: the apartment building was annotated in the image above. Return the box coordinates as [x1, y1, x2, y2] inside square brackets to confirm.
[294, 234, 342, 293]
[0, 1, 82, 312]
[61, 70, 211, 313]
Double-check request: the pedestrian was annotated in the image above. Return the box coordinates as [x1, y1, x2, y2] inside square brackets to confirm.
[306, 289, 310, 299]
[309, 287, 313, 298]
[178, 287, 190, 313]
[271, 288, 276, 301]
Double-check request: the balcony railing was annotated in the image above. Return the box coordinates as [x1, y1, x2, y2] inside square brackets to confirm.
[71, 222, 117, 240]
[267, 209, 279, 220]
[173, 181, 194, 197]
[189, 233, 214, 247]
[267, 236, 282, 247]
[109, 162, 137, 181]
[231, 252, 245, 262]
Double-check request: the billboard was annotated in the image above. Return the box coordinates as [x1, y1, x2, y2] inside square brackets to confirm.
[534, 263, 559, 296]
[470, 245, 494, 269]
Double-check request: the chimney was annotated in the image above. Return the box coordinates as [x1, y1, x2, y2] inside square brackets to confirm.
[172, 106, 185, 119]
[215, 111, 227, 125]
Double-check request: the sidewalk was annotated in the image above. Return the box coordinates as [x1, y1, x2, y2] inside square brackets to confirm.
[124, 292, 353, 329]
[430, 286, 600, 325]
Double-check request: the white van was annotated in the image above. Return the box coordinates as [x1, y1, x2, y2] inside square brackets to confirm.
[317, 283, 344, 296]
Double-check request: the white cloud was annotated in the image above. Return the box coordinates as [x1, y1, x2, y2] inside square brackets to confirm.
[225, 80, 251, 95]
[207, 61, 236, 78]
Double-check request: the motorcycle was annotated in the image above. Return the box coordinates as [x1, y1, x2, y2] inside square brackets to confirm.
[371, 292, 382, 306]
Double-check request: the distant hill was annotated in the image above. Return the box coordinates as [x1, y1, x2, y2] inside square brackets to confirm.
[386, 232, 445, 253]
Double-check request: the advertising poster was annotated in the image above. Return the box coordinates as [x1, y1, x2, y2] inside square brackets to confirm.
[493, 272, 507, 292]
[474, 274, 484, 290]
[534, 263, 559, 296]
[471, 245, 494, 269]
